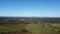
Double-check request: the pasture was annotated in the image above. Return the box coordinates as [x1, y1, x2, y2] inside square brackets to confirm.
[0, 23, 60, 34]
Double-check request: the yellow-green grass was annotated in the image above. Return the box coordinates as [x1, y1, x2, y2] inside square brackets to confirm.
[26, 23, 60, 34]
[0, 23, 60, 34]
[0, 24, 26, 32]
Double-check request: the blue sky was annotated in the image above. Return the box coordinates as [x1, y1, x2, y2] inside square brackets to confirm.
[0, 0, 60, 17]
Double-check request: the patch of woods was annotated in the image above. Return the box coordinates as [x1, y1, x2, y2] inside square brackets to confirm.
[0, 29, 32, 34]
[0, 17, 60, 25]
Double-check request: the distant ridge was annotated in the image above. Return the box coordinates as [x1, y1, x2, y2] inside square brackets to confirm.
[0, 16, 60, 19]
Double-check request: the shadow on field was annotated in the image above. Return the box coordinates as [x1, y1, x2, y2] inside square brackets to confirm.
[0, 29, 32, 34]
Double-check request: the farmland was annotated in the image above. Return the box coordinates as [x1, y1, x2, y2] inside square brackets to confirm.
[0, 17, 60, 34]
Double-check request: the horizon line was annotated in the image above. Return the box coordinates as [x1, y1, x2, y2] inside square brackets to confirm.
[0, 16, 60, 18]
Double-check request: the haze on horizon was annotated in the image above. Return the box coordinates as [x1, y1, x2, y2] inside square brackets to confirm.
[0, 0, 60, 17]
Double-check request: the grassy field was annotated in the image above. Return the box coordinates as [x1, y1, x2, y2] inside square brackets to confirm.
[0, 23, 60, 34]
[0, 24, 26, 32]
[26, 23, 60, 34]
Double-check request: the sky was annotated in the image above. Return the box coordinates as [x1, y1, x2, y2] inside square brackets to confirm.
[0, 0, 60, 17]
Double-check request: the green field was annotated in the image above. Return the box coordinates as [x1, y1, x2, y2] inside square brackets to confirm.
[0, 23, 60, 34]
[0, 24, 26, 32]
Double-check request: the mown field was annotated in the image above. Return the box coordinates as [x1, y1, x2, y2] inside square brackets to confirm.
[0, 23, 60, 34]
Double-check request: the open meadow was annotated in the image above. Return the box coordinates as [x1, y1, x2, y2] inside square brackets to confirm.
[0, 23, 60, 34]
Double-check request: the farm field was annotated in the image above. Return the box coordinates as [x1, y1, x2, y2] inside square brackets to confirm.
[0, 23, 60, 34]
